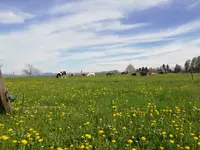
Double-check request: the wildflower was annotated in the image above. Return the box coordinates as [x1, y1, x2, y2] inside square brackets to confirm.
[70, 145, 74, 148]
[80, 145, 85, 149]
[8, 128, 13, 132]
[132, 148, 137, 150]
[141, 136, 146, 141]
[180, 133, 184, 136]
[128, 139, 133, 143]
[29, 128, 33, 131]
[57, 148, 63, 150]
[169, 140, 174, 144]
[162, 132, 166, 135]
[177, 144, 180, 148]
[198, 142, 200, 145]
[85, 134, 92, 139]
[160, 146, 164, 150]
[98, 130, 104, 134]
[84, 122, 90, 125]
[112, 139, 116, 143]
[1, 135, 9, 141]
[169, 134, 174, 138]
[39, 138, 44, 142]
[193, 136, 198, 140]
[21, 139, 28, 145]
[185, 146, 190, 150]
[12, 140, 17, 144]
[0, 124, 4, 128]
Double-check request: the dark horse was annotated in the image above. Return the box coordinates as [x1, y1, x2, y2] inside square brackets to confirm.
[121, 71, 128, 75]
[106, 72, 114, 76]
[140, 71, 147, 76]
[131, 73, 137, 76]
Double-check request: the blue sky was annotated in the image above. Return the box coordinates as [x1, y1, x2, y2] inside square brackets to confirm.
[0, 0, 200, 74]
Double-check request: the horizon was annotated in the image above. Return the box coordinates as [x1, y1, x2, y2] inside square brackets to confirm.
[0, 0, 200, 74]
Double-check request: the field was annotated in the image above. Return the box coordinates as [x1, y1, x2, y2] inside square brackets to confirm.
[0, 74, 200, 150]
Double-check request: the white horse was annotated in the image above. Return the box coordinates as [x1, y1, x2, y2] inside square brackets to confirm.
[87, 72, 95, 77]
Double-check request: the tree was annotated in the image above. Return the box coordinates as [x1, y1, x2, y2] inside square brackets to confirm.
[184, 59, 191, 76]
[166, 64, 170, 72]
[162, 64, 166, 73]
[174, 64, 182, 73]
[191, 57, 197, 73]
[196, 56, 200, 73]
[125, 64, 136, 73]
[22, 64, 41, 76]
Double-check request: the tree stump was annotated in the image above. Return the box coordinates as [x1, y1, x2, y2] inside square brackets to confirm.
[0, 70, 12, 114]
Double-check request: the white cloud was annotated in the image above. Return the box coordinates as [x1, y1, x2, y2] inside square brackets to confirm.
[188, 0, 200, 9]
[0, 10, 33, 24]
[0, 0, 200, 74]
[51, 0, 171, 14]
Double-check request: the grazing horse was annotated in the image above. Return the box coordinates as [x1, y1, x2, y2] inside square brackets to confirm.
[87, 72, 95, 77]
[131, 73, 137, 76]
[82, 74, 86, 76]
[56, 71, 67, 78]
[140, 71, 147, 76]
[121, 71, 128, 75]
[71, 73, 75, 76]
[106, 72, 114, 76]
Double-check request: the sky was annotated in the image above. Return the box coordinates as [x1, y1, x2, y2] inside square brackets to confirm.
[0, 0, 200, 74]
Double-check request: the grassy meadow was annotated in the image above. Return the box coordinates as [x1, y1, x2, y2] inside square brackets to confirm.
[0, 73, 200, 150]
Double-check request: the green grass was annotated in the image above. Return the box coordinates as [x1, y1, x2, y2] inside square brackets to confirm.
[0, 73, 200, 150]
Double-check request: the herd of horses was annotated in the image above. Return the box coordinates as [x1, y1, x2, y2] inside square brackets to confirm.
[56, 71, 157, 78]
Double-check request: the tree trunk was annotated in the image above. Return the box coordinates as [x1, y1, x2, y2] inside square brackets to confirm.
[0, 70, 12, 113]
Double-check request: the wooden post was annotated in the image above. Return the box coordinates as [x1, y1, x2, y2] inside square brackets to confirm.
[0, 70, 12, 113]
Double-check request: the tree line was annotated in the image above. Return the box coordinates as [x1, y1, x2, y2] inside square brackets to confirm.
[125, 55, 200, 74]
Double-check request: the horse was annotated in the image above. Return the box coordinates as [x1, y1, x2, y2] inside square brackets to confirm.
[82, 74, 86, 76]
[106, 72, 114, 76]
[56, 71, 67, 78]
[71, 73, 75, 76]
[132, 73, 137, 76]
[140, 71, 147, 76]
[87, 72, 95, 77]
[121, 71, 128, 75]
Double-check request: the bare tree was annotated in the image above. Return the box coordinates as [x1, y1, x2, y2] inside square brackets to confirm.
[22, 64, 41, 76]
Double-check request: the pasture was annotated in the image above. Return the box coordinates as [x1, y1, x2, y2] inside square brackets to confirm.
[0, 74, 200, 150]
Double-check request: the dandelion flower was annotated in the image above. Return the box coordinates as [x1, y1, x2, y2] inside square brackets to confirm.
[112, 139, 116, 143]
[185, 146, 190, 150]
[128, 139, 133, 143]
[160, 146, 164, 150]
[57, 147, 63, 150]
[98, 130, 104, 134]
[12, 140, 18, 144]
[169, 140, 174, 144]
[193, 136, 198, 140]
[141, 136, 146, 141]
[21, 139, 28, 145]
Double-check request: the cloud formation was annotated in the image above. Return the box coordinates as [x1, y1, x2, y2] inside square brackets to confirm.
[0, 0, 200, 74]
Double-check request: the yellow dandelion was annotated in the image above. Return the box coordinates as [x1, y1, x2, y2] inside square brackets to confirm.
[0, 124, 4, 127]
[141, 136, 146, 141]
[169, 134, 174, 138]
[127, 139, 133, 143]
[39, 138, 43, 142]
[198, 142, 200, 145]
[98, 130, 104, 134]
[21, 139, 28, 145]
[169, 140, 174, 144]
[162, 132, 166, 135]
[185, 146, 190, 150]
[132, 148, 137, 150]
[29, 128, 33, 131]
[160, 146, 164, 150]
[112, 139, 116, 143]
[57, 147, 63, 150]
[85, 134, 92, 139]
[8, 128, 13, 132]
[12, 140, 18, 144]
[193, 136, 198, 140]
[1, 135, 9, 141]
[80, 145, 85, 149]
